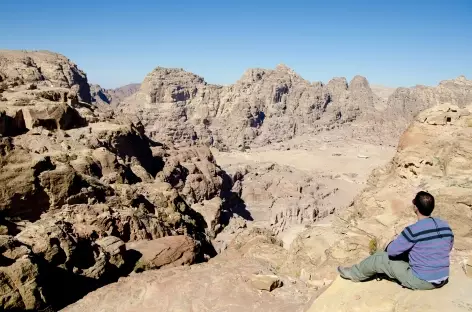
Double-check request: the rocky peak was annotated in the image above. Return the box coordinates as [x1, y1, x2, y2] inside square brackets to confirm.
[326, 77, 348, 102]
[238, 68, 267, 84]
[348, 75, 371, 91]
[274, 63, 294, 73]
[439, 75, 472, 87]
[143, 67, 206, 87]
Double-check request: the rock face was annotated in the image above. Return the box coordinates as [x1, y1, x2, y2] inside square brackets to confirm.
[118, 66, 380, 149]
[362, 76, 472, 144]
[0, 235, 45, 311]
[118, 65, 472, 149]
[90, 83, 140, 106]
[228, 163, 337, 235]
[0, 51, 234, 311]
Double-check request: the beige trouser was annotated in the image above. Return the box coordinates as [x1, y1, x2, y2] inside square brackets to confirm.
[349, 251, 436, 290]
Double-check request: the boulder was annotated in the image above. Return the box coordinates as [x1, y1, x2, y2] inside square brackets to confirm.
[126, 235, 197, 272]
[95, 236, 126, 269]
[250, 274, 283, 291]
[21, 102, 86, 130]
[0, 50, 91, 103]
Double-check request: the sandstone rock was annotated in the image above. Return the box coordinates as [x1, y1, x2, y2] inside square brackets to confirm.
[95, 236, 126, 269]
[62, 251, 311, 312]
[38, 164, 86, 208]
[160, 146, 226, 204]
[190, 197, 222, 238]
[0, 146, 53, 220]
[116, 67, 472, 150]
[21, 102, 86, 130]
[0, 109, 26, 136]
[220, 163, 336, 235]
[307, 266, 472, 312]
[0, 256, 45, 311]
[0, 50, 91, 103]
[0, 235, 47, 310]
[126, 235, 197, 272]
[250, 274, 283, 291]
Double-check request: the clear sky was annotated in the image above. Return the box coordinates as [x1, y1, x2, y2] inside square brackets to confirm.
[1, 0, 471, 89]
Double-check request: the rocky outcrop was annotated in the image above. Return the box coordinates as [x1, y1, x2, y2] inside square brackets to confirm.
[218, 163, 337, 236]
[0, 50, 91, 103]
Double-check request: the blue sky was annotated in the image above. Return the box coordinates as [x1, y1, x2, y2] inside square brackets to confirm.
[1, 0, 471, 88]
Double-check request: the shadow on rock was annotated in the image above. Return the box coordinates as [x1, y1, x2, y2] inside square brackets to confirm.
[37, 257, 124, 311]
[219, 169, 253, 225]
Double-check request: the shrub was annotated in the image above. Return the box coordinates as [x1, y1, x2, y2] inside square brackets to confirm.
[12, 97, 33, 106]
[368, 237, 378, 255]
[0, 82, 7, 93]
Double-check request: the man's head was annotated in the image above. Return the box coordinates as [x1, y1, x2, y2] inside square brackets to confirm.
[412, 191, 435, 216]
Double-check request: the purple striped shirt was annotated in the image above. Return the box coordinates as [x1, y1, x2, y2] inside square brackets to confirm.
[387, 217, 454, 282]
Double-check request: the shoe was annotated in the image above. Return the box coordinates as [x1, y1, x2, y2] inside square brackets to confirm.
[337, 266, 359, 282]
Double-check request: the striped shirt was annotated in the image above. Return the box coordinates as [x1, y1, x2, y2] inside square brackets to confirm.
[387, 217, 454, 282]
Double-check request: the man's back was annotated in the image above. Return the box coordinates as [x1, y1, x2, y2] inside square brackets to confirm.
[388, 217, 454, 282]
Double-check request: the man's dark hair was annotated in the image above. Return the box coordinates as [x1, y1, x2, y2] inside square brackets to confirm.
[413, 191, 435, 216]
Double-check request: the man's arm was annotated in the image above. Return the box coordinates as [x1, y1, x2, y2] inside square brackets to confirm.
[386, 228, 415, 257]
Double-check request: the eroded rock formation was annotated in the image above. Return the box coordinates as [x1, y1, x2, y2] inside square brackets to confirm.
[0, 50, 233, 311]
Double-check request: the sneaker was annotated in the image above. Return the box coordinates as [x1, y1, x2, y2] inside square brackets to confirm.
[337, 266, 359, 282]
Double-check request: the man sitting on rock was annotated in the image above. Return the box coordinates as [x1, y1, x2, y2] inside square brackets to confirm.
[337, 191, 454, 290]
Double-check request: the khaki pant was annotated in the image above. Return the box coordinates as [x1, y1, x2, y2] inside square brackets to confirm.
[349, 251, 436, 290]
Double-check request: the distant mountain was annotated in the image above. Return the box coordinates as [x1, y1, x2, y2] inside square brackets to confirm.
[117, 64, 472, 149]
[370, 84, 397, 100]
[90, 83, 140, 106]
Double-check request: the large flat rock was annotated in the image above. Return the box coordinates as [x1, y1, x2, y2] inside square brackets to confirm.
[307, 265, 472, 312]
[61, 257, 312, 312]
